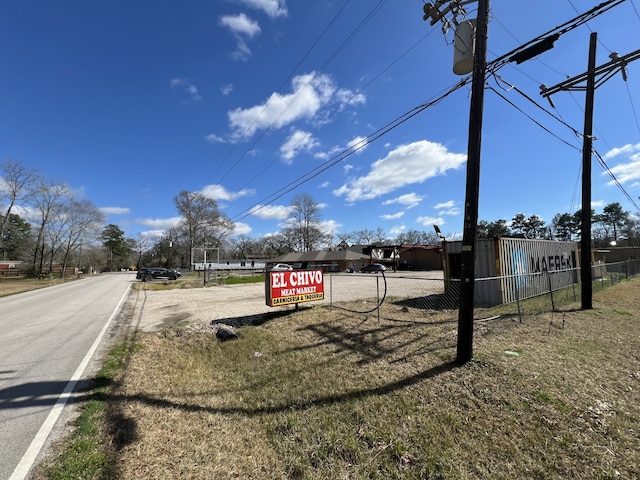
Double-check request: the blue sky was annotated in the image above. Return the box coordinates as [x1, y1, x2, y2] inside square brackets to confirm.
[2, 0, 640, 243]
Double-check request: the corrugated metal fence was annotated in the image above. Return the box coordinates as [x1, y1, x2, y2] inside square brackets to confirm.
[325, 259, 640, 322]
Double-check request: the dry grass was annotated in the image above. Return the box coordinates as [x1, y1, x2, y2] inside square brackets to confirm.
[38, 277, 640, 479]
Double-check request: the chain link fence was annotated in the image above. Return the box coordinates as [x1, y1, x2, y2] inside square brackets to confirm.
[323, 259, 640, 323]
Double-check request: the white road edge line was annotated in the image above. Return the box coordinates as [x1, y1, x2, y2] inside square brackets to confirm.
[9, 283, 131, 480]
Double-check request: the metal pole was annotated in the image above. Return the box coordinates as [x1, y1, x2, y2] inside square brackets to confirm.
[456, 0, 489, 364]
[580, 32, 597, 310]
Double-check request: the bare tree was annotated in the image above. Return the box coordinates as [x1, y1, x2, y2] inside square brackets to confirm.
[174, 190, 232, 269]
[31, 180, 69, 275]
[0, 158, 36, 253]
[57, 199, 105, 277]
[286, 193, 325, 252]
[349, 227, 388, 245]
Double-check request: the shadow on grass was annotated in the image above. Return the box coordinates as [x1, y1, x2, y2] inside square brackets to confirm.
[212, 306, 311, 328]
[96, 359, 458, 417]
[392, 293, 459, 311]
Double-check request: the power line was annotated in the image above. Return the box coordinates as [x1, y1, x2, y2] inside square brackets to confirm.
[232, 28, 439, 194]
[206, 0, 389, 187]
[225, 78, 471, 226]
[488, 76, 640, 213]
[226, 0, 631, 230]
[487, 0, 626, 73]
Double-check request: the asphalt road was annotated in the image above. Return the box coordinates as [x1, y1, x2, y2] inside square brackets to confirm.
[0, 272, 135, 480]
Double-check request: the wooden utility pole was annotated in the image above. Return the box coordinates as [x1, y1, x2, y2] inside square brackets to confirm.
[540, 38, 640, 310]
[456, 0, 489, 364]
[580, 33, 597, 310]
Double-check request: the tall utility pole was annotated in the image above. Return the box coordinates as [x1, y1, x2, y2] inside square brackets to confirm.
[422, 0, 489, 364]
[541, 38, 640, 310]
[456, 0, 489, 364]
[581, 33, 597, 310]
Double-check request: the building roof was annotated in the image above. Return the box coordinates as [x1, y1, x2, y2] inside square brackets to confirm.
[271, 250, 371, 263]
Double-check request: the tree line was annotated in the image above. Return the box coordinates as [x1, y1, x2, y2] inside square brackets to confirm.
[2, 158, 638, 275]
[1, 158, 105, 276]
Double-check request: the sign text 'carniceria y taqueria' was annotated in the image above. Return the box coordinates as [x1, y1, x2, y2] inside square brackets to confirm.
[265, 269, 324, 307]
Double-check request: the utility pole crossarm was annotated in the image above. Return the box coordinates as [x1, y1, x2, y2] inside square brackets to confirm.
[541, 48, 640, 96]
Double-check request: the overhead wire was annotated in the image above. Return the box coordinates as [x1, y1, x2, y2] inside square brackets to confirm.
[207, 0, 389, 187]
[216, 0, 635, 232]
[488, 71, 640, 213]
[490, 73, 582, 145]
[226, 77, 471, 226]
[204, 0, 353, 184]
[594, 148, 640, 210]
[631, 0, 640, 19]
[233, 27, 440, 194]
[228, 0, 630, 226]
[489, 1, 639, 214]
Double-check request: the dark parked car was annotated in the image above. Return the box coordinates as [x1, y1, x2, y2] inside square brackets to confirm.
[136, 267, 182, 281]
[360, 263, 387, 273]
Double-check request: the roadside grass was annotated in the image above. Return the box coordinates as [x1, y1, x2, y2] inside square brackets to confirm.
[33, 341, 143, 480]
[0, 276, 80, 297]
[34, 277, 640, 479]
[131, 272, 265, 291]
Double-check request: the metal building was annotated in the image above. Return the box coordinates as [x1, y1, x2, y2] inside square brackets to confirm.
[443, 237, 579, 306]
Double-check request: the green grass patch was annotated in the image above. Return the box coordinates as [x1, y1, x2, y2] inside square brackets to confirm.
[224, 274, 265, 285]
[32, 339, 142, 480]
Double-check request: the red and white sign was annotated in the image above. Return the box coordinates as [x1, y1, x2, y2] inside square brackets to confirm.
[265, 269, 324, 307]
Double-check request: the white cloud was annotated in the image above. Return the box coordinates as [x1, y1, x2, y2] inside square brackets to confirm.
[416, 216, 445, 227]
[383, 193, 423, 209]
[389, 225, 406, 236]
[205, 133, 226, 143]
[320, 219, 341, 235]
[230, 0, 288, 18]
[435, 200, 460, 215]
[319, 181, 330, 188]
[99, 207, 130, 216]
[602, 142, 640, 161]
[602, 142, 640, 186]
[343, 164, 354, 174]
[221, 84, 234, 96]
[333, 140, 466, 203]
[169, 78, 202, 101]
[10, 205, 38, 222]
[219, 13, 261, 60]
[346, 136, 368, 154]
[140, 230, 165, 242]
[606, 159, 640, 186]
[336, 89, 366, 109]
[249, 204, 291, 220]
[200, 184, 255, 201]
[227, 72, 337, 140]
[220, 13, 261, 37]
[279, 130, 319, 163]
[381, 211, 404, 220]
[232, 221, 252, 235]
[138, 216, 183, 230]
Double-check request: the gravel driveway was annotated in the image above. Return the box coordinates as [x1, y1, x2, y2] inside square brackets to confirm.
[124, 271, 446, 333]
[125, 282, 277, 332]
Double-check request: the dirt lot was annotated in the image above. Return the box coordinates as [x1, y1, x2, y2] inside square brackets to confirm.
[126, 281, 276, 332]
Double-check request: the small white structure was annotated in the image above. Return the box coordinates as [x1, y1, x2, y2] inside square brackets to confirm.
[453, 19, 476, 75]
